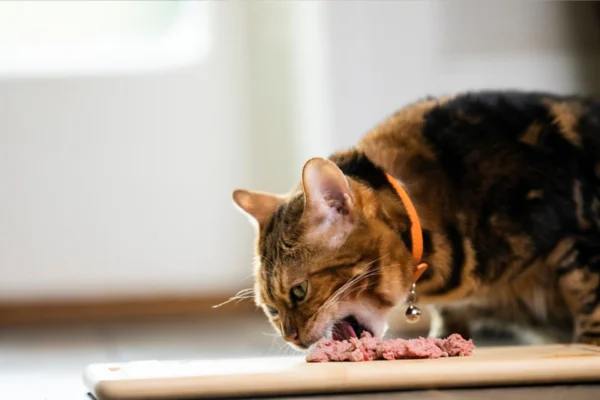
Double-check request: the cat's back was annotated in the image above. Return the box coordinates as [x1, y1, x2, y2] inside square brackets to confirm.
[424, 90, 600, 153]
[359, 90, 600, 281]
[363, 90, 600, 194]
[424, 91, 600, 236]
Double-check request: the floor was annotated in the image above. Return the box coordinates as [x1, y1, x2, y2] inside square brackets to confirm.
[1, 313, 599, 400]
[0, 313, 284, 400]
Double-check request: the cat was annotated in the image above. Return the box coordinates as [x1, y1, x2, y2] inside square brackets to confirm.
[232, 90, 600, 350]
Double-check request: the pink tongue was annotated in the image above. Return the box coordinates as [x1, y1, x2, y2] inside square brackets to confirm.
[332, 320, 357, 341]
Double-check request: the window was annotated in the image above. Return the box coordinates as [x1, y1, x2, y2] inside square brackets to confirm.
[0, 0, 210, 77]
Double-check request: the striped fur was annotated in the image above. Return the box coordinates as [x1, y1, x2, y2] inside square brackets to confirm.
[234, 90, 600, 349]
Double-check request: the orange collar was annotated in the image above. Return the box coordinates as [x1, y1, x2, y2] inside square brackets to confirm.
[385, 173, 428, 284]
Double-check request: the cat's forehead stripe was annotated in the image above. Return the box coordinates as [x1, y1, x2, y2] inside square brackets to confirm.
[260, 197, 304, 263]
[259, 262, 275, 303]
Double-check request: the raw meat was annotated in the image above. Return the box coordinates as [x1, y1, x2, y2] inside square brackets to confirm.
[306, 332, 474, 362]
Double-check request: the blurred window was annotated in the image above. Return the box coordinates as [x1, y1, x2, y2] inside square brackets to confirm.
[0, 0, 209, 77]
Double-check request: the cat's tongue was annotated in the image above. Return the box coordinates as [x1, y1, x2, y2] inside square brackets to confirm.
[332, 319, 357, 341]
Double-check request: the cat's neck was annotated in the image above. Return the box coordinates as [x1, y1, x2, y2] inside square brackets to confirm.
[374, 183, 435, 265]
[329, 148, 436, 249]
[371, 181, 445, 298]
[330, 148, 440, 290]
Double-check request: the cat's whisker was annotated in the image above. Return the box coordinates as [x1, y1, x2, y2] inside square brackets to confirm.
[263, 256, 276, 270]
[316, 267, 375, 317]
[311, 260, 402, 331]
[282, 343, 292, 356]
[313, 276, 368, 322]
[318, 280, 381, 325]
[324, 258, 380, 300]
[261, 331, 281, 337]
[326, 279, 391, 326]
[312, 282, 381, 335]
[211, 287, 256, 308]
[331, 263, 401, 306]
[277, 340, 290, 354]
[314, 255, 391, 317]
[336, 281, 380, 306]
[268, 335, 281, 355]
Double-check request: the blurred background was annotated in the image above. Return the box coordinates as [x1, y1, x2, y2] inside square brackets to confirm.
[1, 1, 600, 397]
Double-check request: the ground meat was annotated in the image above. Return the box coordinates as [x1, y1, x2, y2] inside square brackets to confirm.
[306, 333, 474, 362]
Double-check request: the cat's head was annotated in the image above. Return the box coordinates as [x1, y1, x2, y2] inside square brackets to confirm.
[232, 156, 414, 349]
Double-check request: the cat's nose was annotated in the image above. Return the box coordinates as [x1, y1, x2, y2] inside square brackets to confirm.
[284, 330, 300, 345]
[282, 319, 300, 344]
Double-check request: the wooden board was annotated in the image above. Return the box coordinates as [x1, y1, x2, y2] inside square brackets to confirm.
[83, 344, 600, 400]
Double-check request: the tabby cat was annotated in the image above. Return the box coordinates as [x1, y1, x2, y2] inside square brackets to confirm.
[233, 91, 600, 349]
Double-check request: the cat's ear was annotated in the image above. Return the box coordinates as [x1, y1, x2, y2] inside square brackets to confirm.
[301, 157, 354, 221]
[232, 189, 284, 228]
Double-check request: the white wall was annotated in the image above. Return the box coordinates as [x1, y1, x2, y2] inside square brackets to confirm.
[1, 1, 599, 301]
[322, 1, 600, 148]
[0, 2, 258, 300]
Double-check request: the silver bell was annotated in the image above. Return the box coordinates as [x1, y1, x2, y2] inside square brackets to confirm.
[405, 305, 421, 324]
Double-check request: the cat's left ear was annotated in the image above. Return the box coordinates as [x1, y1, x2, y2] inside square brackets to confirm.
[301, 157, 354, 221]
[232, 189, 285, 229]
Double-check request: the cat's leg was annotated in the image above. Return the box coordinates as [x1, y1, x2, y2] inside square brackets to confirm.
[428, 305, 472, 339]
[553, 238, 600, 346]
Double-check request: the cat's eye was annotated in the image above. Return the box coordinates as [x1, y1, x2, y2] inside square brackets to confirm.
[290, 280, 308, 302]
[266, 306, 278, 317]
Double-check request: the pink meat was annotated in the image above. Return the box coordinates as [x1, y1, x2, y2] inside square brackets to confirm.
[306, 332, 474, 362]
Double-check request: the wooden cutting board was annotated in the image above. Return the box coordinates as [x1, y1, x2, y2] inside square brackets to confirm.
[84, 344, 600, 400]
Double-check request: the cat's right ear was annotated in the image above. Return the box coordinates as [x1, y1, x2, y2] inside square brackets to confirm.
[232, 189, 284, 228]
[301, 158, 355, 248]
[301, 157, 354, 218]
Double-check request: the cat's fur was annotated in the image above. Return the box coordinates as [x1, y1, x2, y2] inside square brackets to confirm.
[233, 90, 600, 349]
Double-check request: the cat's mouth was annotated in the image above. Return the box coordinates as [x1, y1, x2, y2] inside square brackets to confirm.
[331, 315, 373, 341]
